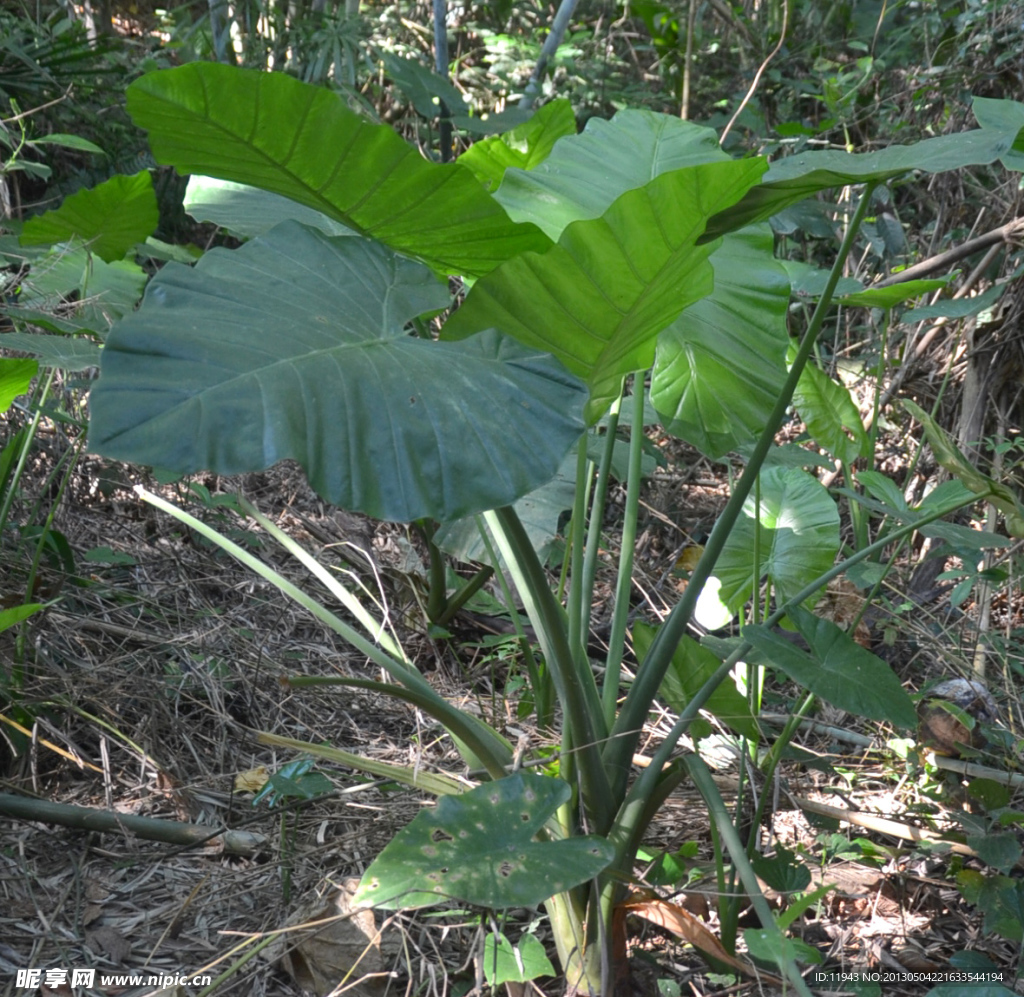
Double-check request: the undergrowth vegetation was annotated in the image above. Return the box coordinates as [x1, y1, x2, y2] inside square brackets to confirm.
[2, 2, 1024, 996]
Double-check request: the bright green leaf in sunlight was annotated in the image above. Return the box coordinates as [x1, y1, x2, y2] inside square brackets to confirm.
[482, 933, 555, 985]
[353, 774, 614, 909]
[444, 159, 767, 419]
[836, 277, 950, 309]
[0, 358, 38, 412]
[704, 99, 1024, 240]
[791, 346, 869, 464]
[126, 63, 549, 276]
[458, 99, 577, 190]
[715, 466, 839, 612]
[744, 604, 917, 729]
[633, 622, 756, 738]
[494, 111, 730, 241]
[650, 225, 790, 457]
[0, 603, 43, 632]
[89, 222, 587, 524]
[20, 172, 158, 263]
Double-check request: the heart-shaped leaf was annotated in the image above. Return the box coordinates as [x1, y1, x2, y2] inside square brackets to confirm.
[20, 171, 158, 263]
[482, 933, 556, 985]
[0, 334, 101, 372]
[495, 111, 730, 240]
[651, 225, 790, 457]
[458, 99, 577, 190]
[792, 351, 869, 464]
[89, 222, 587, 523]
[715, 466, 840, 611]
[744, 604, 917, 728]
[353, 773, 615, 909]
[126, 63, 549, 276]
[445, 159, 767, 419]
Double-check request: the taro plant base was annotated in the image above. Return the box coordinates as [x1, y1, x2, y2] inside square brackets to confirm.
[84, 62, 1024, 993]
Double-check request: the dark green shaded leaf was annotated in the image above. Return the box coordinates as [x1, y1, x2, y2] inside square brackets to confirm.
[901, 281, 1009, 323]
[903, 399, 1024, 537]
[972, 95, 1024, 171]
[0, 333, 101, 371]
[90, 223, 587, 523]
[704, 125, 1022, 241]
[745, 604, 917, 728]
[353, 774, 614, 909]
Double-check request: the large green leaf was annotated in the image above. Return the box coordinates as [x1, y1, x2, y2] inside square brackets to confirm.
[458, 99, 577, 190]
[744, 604, 917, 729]
[494, 111, 730, 240]
[183, 176, 353, 240]
[19, 172, 158, 263]
[89, 222, 587, 523]
[436, 449, 576, 561]
[791, 347, 869, 464]
[444, 159, 767, 419]
[715, 466, 840, 612]
[704, 108, 1024, 240]
[633, 623, 756, 738]
[650, 225, 790, 457]
[353, 773, 615, 909]
[126, 63, 549, 276]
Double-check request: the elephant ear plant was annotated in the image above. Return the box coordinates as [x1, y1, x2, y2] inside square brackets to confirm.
[86, 63, 1024, 993]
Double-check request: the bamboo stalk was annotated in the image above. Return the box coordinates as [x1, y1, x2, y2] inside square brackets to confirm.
[0, 793, 265, 856]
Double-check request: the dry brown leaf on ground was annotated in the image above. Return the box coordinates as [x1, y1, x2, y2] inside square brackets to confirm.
[85, 924, 132, 963]
[267, 877, 400, 997]
[622, 890, 778, 982]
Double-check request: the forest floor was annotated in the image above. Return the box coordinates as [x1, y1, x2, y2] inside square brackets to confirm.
[1, 436, 1022, 997]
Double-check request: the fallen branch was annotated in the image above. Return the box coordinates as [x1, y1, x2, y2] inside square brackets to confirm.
[790, 794, 1024, 869]
[874, 216, 1024, 287]
[0, 792, 266, 856]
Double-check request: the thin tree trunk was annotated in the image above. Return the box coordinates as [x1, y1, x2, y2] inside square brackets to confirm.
[520, 0, 579, 110]
[433, 0, 452, 162]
